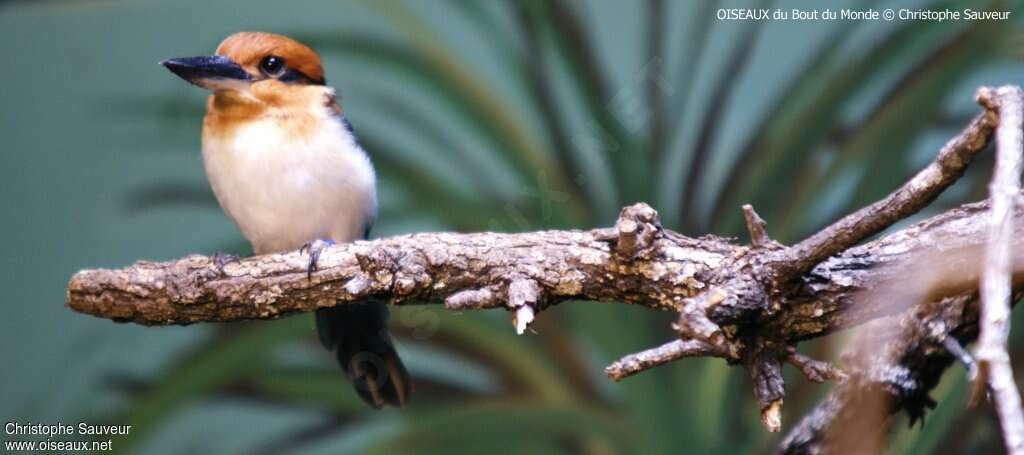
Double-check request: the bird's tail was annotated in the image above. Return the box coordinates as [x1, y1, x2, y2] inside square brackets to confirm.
[315, 303, 411, 408]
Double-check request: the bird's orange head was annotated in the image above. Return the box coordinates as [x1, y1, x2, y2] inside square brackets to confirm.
[160, 31, 326, 93]
[161, 32, 339, 131]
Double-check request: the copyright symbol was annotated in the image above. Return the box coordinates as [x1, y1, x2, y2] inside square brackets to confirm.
[883, 9, 895, 20]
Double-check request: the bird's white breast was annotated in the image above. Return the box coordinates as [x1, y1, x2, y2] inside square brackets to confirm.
[202, 111, 376, 254]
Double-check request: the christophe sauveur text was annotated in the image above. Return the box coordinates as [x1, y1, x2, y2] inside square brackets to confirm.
[718, 8, 1011, 21]
[5, 421, 132, 452]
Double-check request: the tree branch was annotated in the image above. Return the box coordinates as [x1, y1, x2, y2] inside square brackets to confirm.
[67, 204, 731, 325]
[605, 338, 723, 381]
[67, 199, 1017, 334]
[778, 85, 1024, 453]
[66, 86, 1023, 442]
[778, 287, 1024, 454]
[765, 105, 996, 279]
[975, 85, 1024, 454]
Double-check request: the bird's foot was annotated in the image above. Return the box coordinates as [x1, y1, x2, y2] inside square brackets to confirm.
[213, 251, 241, 275]
[300, 238, 336, 279]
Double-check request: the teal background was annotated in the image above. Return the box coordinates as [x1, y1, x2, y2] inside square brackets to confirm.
[2, 0, 1023, 453]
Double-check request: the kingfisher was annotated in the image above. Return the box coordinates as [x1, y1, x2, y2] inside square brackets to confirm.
[160, 31, 410, 408]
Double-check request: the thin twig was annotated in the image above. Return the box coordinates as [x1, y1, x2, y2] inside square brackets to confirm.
[786, 349, 846, 384]
[766, 106, 997, 278]
[743, 204, 774, 248]
[605, 339, 722, 381]
[975, 85, 1024, 454]
[942, 336, 977, 380]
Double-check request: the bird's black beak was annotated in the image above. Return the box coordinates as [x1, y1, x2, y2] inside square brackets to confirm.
[160, 55, 252, 90]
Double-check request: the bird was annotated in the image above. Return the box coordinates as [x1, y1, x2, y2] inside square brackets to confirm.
[160, 31, 410, 408]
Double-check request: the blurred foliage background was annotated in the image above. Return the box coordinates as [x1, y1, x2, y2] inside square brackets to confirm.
[3, 0, 1024, 453]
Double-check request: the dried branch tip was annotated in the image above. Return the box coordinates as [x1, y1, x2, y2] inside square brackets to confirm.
[750, 353, 786, 432]
[942, 336, 977, 381]
[762, 400, 783, 433]
[614, 203, 661, 259]
[507, 278, 541, 335]
[786, 349, 847, 383]
[605, 339, 721, 381]
[742, 204, 776, 248]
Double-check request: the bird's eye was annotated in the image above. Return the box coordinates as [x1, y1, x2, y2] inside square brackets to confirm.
[259, 56, 286, 77]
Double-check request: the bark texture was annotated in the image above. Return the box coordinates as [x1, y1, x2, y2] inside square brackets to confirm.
[68, 200, 1018, 331]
